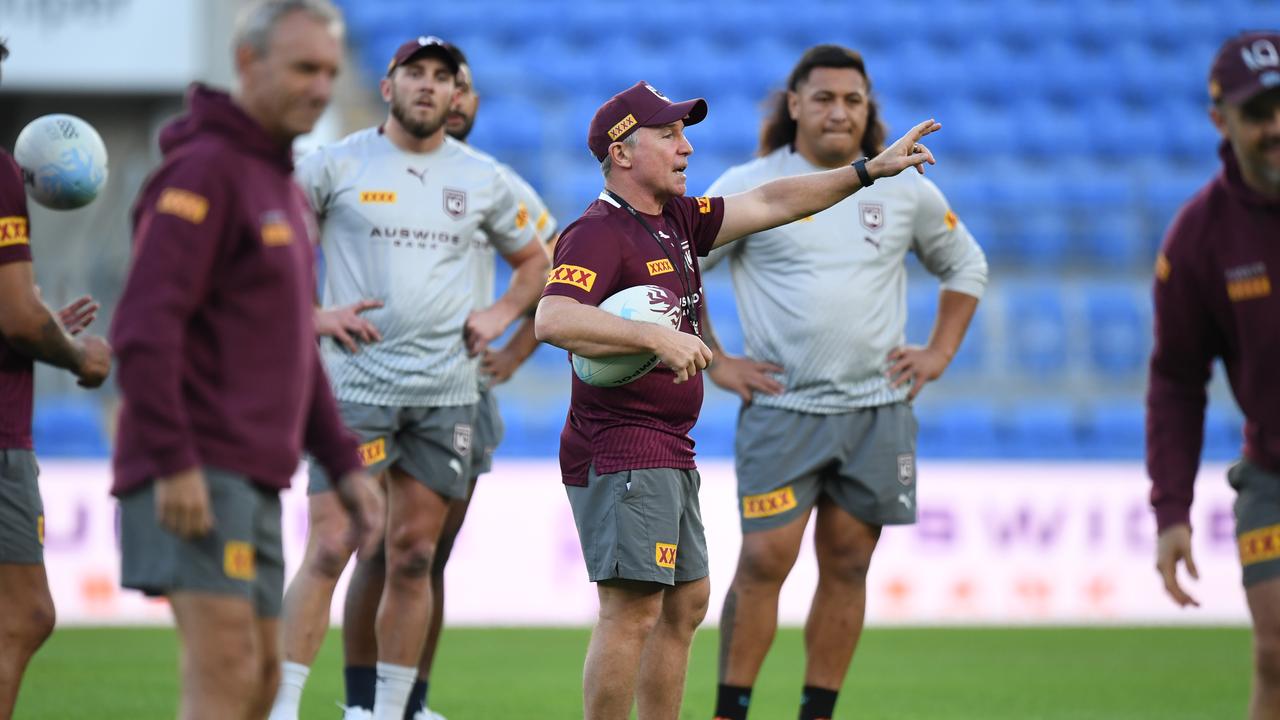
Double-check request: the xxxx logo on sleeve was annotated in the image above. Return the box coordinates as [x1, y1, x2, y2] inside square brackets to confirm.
[155, 188, 209, 224]
[655, 542, 678, 569]
[547, 264, 596, 292]
[742, 486, 797, 519]
[0, 216, 29, 247]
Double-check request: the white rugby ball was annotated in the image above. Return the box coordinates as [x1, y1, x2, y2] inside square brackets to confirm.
[14, 114, 109, 210]
[573, 284, 683, 387]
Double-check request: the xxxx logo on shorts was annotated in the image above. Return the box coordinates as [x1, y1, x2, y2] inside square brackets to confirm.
[37, 515, 44, 546]
[223, 541, 256, 581]
[358, 438, 387, 466]
[655, 542, 678, 569]
[742, 486, 797, 519]
[0, 216, 29, 247]
[546, 264, 596, 292]
[647, 259, 674, 276]
[1240, 524, 1280, 566]
[155, 188, 208, 224]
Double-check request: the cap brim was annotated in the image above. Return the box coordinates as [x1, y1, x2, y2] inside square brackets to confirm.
[1222, 80, 1280, 106]
[390, 44, 459, 76]
[646, 98, 708, 128]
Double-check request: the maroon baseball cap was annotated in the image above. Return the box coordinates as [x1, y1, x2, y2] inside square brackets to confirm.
[386, 35, 460, 76]
[1210, 31, 1280, 106]
[587, 82, 708, 161]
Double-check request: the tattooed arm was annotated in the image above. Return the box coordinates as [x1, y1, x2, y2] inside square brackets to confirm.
[0, 262, 110, 386]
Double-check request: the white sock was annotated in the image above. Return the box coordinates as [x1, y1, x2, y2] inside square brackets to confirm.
[373, 662, 417, 720]
[267, 661, 311, 720]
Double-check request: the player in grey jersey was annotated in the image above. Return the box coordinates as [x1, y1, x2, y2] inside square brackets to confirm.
[268, 36, 547, 720]
[702, 45, 987, 720]
[306, 45, 559, 720]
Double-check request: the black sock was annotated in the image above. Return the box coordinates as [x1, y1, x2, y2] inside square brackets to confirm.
[798, 685, 838, 720]
[344, 665, 377, 711]
[714, 683, 753, 720]
[403, 679, 428, 719]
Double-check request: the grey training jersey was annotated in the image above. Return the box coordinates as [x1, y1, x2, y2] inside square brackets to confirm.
[470, 159, 558, 311]
[705, 147, 988, 413]
[297, 130, 537, 407]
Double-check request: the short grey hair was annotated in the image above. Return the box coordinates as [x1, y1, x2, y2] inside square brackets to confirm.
[234, 0, 344, 55]
[600, 132, 640, 177]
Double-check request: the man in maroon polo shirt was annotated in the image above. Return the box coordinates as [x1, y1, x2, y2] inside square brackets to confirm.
[110, 2, 382, 718]
[0, 38, 113, 719]
[1147, 30, 1280, 719]
[535, 80, 940, 719]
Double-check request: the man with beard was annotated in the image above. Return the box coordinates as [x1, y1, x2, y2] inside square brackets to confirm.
[267, 36, 547, 720]
[286, 44, 560, 720]
[1147, 30, 1280, 720]
[697, 45, 987, 720]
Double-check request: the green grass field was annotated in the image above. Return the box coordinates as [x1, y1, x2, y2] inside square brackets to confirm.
[18, 626, 1250, 719]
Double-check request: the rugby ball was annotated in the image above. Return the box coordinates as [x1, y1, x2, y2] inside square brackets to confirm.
[14, 114, 109, 210]
[572, 284, 683, 387]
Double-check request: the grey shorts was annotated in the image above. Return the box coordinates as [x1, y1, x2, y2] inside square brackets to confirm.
[1229, 459, 1280, 588]
[566, 466, 708, 586]
[308, 401, 475, 500]
[471, 387, 504, 478]
[735, 403, 918, 533]
[0, 450, 42, 564]
[118, 467, 285, 617]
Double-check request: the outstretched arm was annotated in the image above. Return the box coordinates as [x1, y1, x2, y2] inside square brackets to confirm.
[714, 119, 941, 248]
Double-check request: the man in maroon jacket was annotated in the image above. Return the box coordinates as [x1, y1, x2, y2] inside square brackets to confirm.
[0, 38, 113, 719]
[1147, 30, 1280, 719]
[110, 2, 382, 719]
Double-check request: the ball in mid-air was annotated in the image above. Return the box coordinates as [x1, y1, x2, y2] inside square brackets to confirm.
[572, 284, 684, 387]
[14, 114, 109, 210]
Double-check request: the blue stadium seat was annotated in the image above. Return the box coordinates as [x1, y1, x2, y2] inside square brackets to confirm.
[466, 95, 545, 154]
[33, 398, 108, 458]
[491, 393, 567, 458]
[1081, 280, 1150, 377]
[1203, 403, 1245, 461]
[906, 283, 986, 375]
[917, 401, 999, 458]
[1006, 282, 1068, 376]
[1081, 209, 1148, 269]
[1081, 401, 1145, 460]
[695, 95, 762, 157]
[692, 394, 740, 458]
[1001, 401, 1081, 459]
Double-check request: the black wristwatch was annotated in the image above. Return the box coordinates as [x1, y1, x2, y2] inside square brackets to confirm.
[852, 157, 874, 186]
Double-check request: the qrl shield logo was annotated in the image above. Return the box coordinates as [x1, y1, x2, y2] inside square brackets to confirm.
[897, 454, 915, 486]
[453, 423, 472, 456]
[859, 202, 883, 232]
[443, 188, 467, 219]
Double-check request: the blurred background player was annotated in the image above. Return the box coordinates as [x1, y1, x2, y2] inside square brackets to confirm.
[535, 79, 940, 720]
[269, 34, 547, 720]
[110, 2, 383, 718]
[271, 42, 560, 720]
[699, 45, 987, 720]
[0, 37, 112, 720]
[1147, 30, 1280, 720]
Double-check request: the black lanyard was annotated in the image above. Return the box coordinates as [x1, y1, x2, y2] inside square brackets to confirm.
[605, 190, 702, 338]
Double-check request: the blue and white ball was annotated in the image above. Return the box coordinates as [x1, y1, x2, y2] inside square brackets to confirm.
[573, 284, 684, 387]
[14, 114, 109, 210]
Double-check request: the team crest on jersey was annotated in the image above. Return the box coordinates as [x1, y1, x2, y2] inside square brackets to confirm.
[443, 188, 467, 219]
[897, 454, 915, 486]
[453, 423, 472, 456]
[859, 202, 884, 232]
